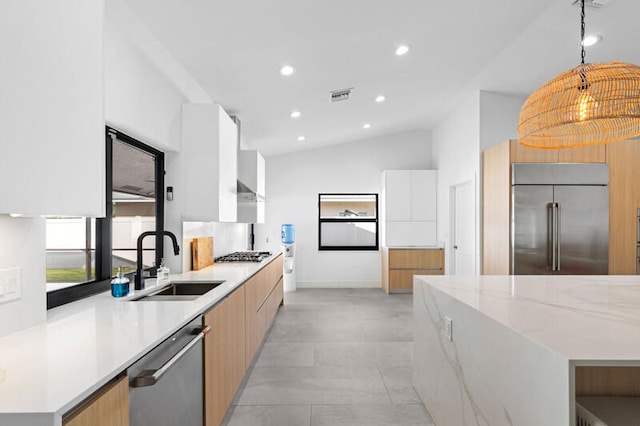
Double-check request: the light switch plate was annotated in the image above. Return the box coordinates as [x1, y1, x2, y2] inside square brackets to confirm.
[0, 267, 21, 305]
[444, 316, 453, 341]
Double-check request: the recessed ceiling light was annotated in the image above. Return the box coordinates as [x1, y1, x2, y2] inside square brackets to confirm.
[280, 65, 295, 76]
[297, 136, 306, 141]
[290, 110, 301, 119]
[375, 95, 386, 103]
[363, 123, 371, 129]
[395, 45, 410, 56]
[582, 34, 603, 47]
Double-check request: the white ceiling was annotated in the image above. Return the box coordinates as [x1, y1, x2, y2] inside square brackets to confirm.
[125, 0, 640, 157]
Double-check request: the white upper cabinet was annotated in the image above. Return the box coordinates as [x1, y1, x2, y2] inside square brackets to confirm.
[382, 170, 437, 247]
[0, 1, 105, 217]
[237, 149, 266, 224]
[181, 104, 238, 222]
[410, 170, 437, 221]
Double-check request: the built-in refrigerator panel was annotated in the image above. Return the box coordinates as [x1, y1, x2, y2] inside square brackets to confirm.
[511, 163, 609, 275]
[553, 185, 608, 274]
[512, 185, 554, 275]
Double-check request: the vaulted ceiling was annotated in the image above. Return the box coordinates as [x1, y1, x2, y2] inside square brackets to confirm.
[125, 0, 640, 156]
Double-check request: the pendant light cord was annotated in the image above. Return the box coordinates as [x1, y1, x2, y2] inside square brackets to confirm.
[581, 0, 586, 65]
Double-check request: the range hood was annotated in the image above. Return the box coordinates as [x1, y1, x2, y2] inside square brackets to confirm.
[237, 179, 264, 203]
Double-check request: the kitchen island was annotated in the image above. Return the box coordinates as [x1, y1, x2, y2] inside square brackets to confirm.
[0, 255, 282, 426]
[413, 275, 640, 426]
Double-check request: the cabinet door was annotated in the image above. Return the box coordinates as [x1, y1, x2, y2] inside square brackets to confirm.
[411, 170, 437, 221]
[1, 2, 104, 216]
[385, 171, 412, 221]
[607, 139, 640, 274]
[182, 103, 238, 222]
[389, 249, 444, 269]
[558, 144, 606, 163]
[63, 376, 128, 426]
[386, 222, 437, 247]
[204, 286, 246, 426]
[510, 140, 559, 163]
[389, 269, 443, 291]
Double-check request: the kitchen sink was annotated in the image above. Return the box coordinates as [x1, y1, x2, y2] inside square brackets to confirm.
[132, 281, 225, 301]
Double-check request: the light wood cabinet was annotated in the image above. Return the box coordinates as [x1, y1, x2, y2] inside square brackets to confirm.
[381, 248, 444, 294]
[606, 139, 640, 274]
[181, 103, 238, 222]
[382, 170, 437, 247]
[482, 139, 632, 275]
[204, 285, 246, 426]
[63, 376, 129, 426]
[0, 2, 105, 216]
[245, 255, 284, 369]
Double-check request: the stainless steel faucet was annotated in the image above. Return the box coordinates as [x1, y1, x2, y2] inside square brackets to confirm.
[135, 231, 180, 290]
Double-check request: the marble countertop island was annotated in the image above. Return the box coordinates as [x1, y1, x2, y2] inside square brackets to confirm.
[413, 275, 640, 426]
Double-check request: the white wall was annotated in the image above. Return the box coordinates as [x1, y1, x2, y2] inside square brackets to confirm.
[0, 216, 46, 337]
[104, 0, 210, 152]
[182, 222, 248, 272]
[479, 91, 526, 151]
[256, 129, 432, 288]
[432, 90, 525, 275]
[432, 93, 481, 274]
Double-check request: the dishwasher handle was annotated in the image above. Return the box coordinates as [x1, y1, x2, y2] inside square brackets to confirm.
[131, 325, 211, 388]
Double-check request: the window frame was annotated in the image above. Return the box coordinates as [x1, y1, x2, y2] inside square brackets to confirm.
[46, 127, 165, 309]
[317, 193, 379, 251]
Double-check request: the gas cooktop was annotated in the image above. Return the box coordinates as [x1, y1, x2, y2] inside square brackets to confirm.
[215, 251, 272, 263]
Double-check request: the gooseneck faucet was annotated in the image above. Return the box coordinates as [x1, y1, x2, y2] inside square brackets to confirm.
[135, 231, 180, 290]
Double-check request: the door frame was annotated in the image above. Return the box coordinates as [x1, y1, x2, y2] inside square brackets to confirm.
[449, 178, 476, 275]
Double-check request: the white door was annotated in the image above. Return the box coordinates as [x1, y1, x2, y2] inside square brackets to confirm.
[451, 180, 475, 275]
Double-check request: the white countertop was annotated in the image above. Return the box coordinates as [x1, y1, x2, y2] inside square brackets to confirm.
[0, 257, 278, 420]
[415, 275, 640, 363]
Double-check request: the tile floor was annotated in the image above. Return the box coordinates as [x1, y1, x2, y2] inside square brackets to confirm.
[222, 288, 435, 426]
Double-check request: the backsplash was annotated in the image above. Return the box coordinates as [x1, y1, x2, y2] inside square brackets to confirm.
[182, 221, 248, 271]
[0, 215, 46, 337]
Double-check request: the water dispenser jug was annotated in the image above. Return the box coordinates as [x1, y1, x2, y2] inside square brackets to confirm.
[281, 224, 295, 244]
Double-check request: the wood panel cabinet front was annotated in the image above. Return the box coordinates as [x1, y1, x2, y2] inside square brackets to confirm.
[382, 248, 444, 294]
[245, 255, 284, 369]
[63, 376, 129, 426]
[204, 285, 246, 426]
[607, 138, 640, 274]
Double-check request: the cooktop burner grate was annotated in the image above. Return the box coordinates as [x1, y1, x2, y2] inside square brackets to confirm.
[215, 251, 272, 263]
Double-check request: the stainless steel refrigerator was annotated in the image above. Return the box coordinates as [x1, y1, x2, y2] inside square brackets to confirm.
[511, 163, 609, 275]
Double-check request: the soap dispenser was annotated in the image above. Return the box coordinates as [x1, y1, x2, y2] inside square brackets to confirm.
[157, 258, 170, 284]
[111, 267, 130, 298]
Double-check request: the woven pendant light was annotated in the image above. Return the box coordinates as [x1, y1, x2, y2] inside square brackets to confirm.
[518, 1, 640, 149]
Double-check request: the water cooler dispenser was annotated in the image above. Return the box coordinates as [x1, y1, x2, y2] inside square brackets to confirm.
[281, 224, 296, 292]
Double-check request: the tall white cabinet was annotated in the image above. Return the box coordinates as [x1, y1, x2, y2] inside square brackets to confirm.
[0, 1, 105, 217]
[181, 104, 238, 222]
[382, 170, 437, 247]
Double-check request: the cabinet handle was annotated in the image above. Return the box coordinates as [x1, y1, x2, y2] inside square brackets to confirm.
[131, 325, 211, 388]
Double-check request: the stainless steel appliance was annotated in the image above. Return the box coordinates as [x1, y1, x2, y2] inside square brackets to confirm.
[215, 251, 271, 262]
[128, 317, 210, 426]
[511, 163, 609, 275]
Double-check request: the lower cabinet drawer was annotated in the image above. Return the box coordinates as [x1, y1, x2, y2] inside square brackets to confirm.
[389, 248, 444, 269]
[389, 269, 443, 290]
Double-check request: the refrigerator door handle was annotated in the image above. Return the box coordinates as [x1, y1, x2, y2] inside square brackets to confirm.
[547, 203, 554, 270]
[552, 202, 560, 272]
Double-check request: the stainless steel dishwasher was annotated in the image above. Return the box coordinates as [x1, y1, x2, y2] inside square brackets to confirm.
[128, 316, 210, 426]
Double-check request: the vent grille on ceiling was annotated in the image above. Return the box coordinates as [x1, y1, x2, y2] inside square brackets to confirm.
[330, 88, 353, 102]
[572, 0, 612, 8]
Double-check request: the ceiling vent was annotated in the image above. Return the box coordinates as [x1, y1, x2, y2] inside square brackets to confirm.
[572, 0, 612, 8]
[330, 88, 353, 103]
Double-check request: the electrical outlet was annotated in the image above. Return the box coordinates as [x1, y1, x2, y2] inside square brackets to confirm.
[0, 268, 21, 305]
[444, 316, 453, 341]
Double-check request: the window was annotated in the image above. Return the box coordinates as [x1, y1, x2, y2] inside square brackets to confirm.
[46, 128, 165, 308]
[318, 193, 379, 251]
